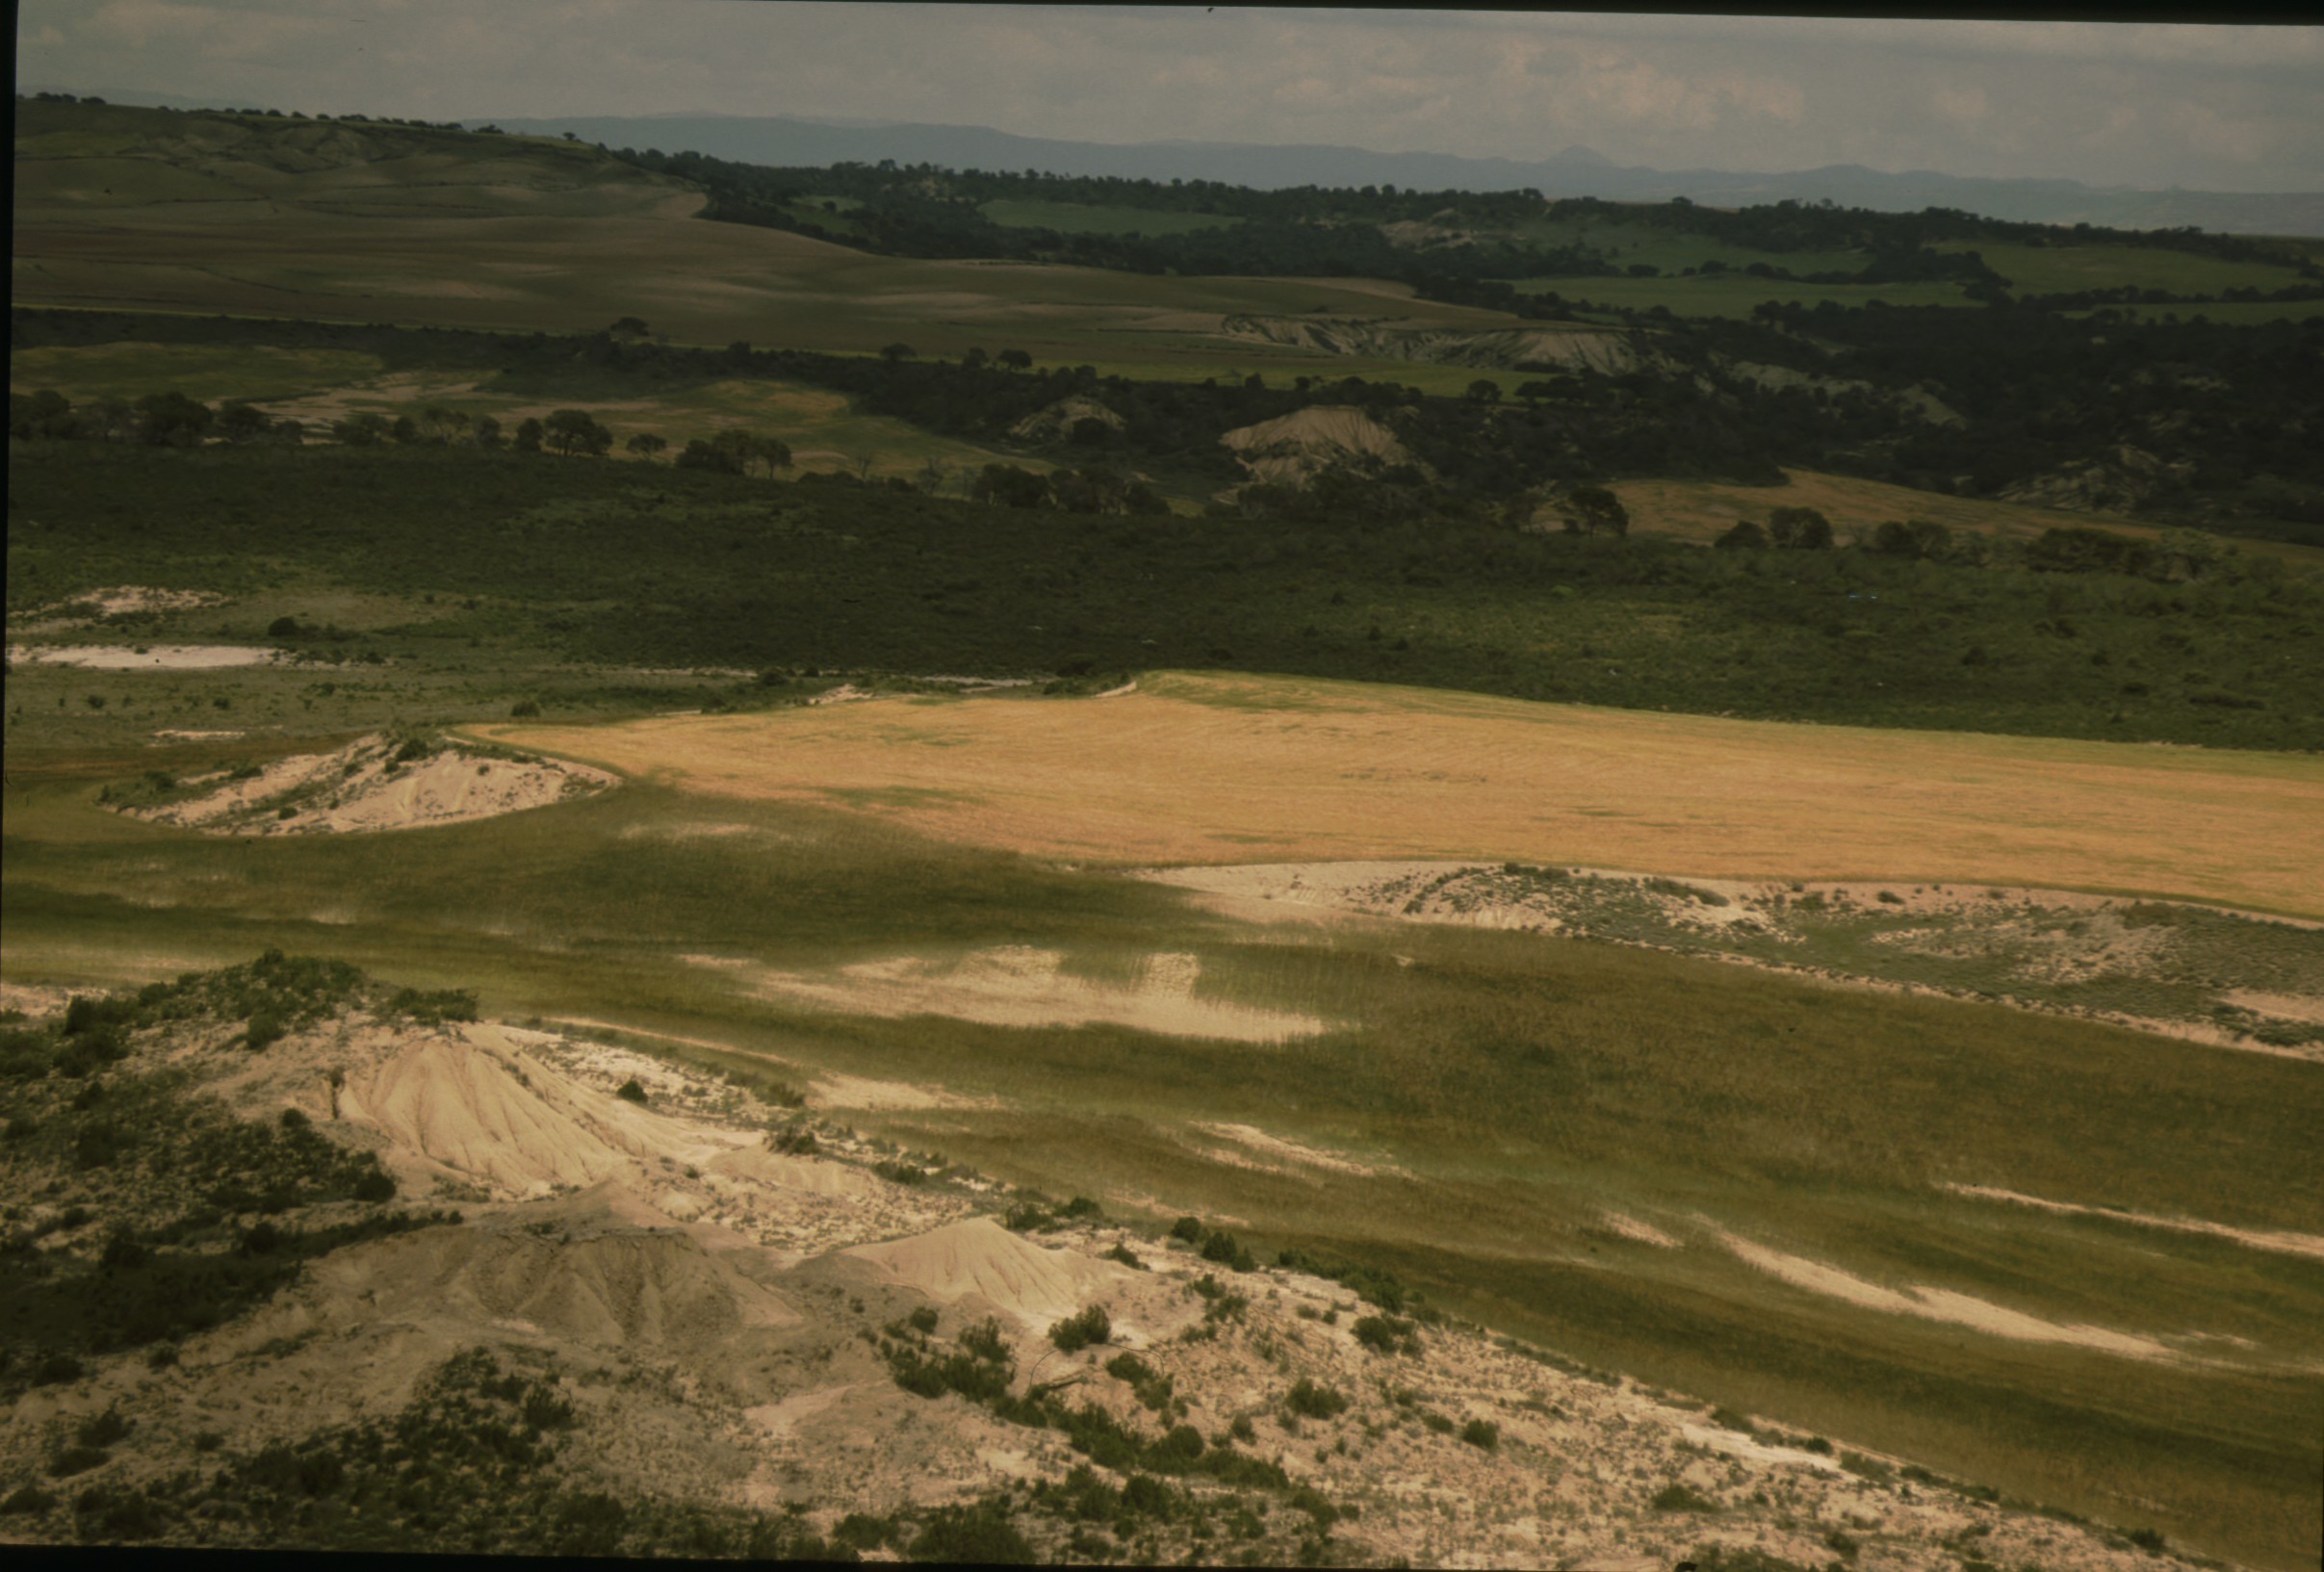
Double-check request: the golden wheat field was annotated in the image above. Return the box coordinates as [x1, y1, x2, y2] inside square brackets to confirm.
[486, 670, 2324, 917]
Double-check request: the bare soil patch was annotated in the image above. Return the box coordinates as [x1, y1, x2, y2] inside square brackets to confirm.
[745, 944, 1330, 1044]
[8, 642, 282, 671]
[118, 732, 614, 836]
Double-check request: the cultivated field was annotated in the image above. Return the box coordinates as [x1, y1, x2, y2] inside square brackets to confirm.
[486, 670, 2324, 918]
[12, 150, 1515, 391]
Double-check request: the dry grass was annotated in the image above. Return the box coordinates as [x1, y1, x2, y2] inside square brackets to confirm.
[484, 670, 2324, 917]
[10, 198, 1511, 381]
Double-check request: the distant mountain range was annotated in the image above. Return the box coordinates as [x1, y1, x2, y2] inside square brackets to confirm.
[474, 113, 2324, 237]
[31, 90, 2322, 236]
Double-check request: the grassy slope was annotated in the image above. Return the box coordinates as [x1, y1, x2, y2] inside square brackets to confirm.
[11, 110, 1525, 390]
[3, 750, 2316, 1568]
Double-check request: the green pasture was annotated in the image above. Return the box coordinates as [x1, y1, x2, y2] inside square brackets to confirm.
[12, 153, 259, 207]
[9, 342, 387, 404]
[2, 747, 2316, 1567]
[978, 198, 1242, 236]
[1939, 240, 2308, 297]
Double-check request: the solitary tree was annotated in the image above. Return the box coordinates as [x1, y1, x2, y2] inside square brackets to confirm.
[542, 409, 611, 456]
[1714, 519, 1769, 550]
[474, 414, 504, 449]
[513, 417, 545, 452]
[218, 400, 274, 444]
[971, 463, 1051, 508]
[331, 412, 393, 447]
[996, 348, 1033, 373]
[1559, 485, 1630, 537]
[625, 432, 668, 460]
[1768, 505, 1834, 550]
[878, 342, 917, 363]
[134, 392, 215, 448]
[1464, 378, 1502, 404]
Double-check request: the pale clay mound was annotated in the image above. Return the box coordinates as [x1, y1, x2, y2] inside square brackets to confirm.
[843, 1217, 1139, 1332]
[1219, 403, 1413, 487]
[747, 944, 1330, 1043]
[123, 733, 615, 836]
[1008, 393, 1126, 442]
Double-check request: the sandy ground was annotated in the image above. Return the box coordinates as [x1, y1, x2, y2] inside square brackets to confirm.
[121, 733, 615, 836]
[745, 944, 1331, 1044]
[1144, 858, 2324, 1060]
[1193, 1121, 1393, 1177]
[11, 585, 229, 631]
[1942, 1185, 2324, 1264]
[486, 672, 2324, 918]
[7, 642, 283, 670]
[1715, 1230, 2177, 1360]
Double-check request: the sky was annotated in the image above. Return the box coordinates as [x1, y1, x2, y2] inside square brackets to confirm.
[15, 2, 2323, 193]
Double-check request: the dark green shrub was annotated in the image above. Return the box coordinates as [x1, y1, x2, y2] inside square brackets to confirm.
[833, 1512, 901, 1550]
[244, 1008, 287, 1051]
[45, 1446, 111, 1479]
[1171, 1216, 1204, 1243]
[907, 1497, 1033, 1563]
[1649, 1482, 1719, 1512]
[75, 1410, 130, 1449]
[1351, 1313, 1418, 1355]
[958, 1319, 1010, 1364]
[1050, 1304, 1112, 1353]
[383, 987, 479, 1025]
[614, 1079, 648, 1104]
[33, 1352, 86, 1384]
[1149, 1424, 1205, 1468]
[1104, 1242, 1146, 1270]
[1284, 1378, 1348, 1419]
[907, 1305, 940, 1334]
[1460, 1418, 1499, 1450]
[2128, 1528, 2167, 1554]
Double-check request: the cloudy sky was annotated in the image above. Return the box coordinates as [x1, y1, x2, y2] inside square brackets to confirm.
[16, 2, 2322, 193]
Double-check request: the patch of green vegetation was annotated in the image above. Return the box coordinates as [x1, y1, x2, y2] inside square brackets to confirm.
[11, 442, 2315, 752]
[979, 198, 1243, 237]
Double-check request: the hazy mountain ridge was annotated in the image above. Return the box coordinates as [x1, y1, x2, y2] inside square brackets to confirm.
[475, 111, 2324, 235]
